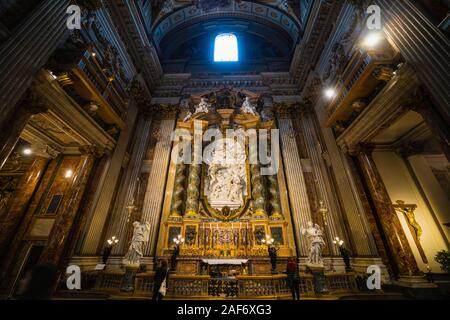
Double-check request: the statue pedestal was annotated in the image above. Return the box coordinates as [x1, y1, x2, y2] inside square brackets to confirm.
[306, 264, 329, 294]
[120, 266, 139, 292]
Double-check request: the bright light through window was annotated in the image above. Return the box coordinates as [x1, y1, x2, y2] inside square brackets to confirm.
[214, 33, 238, 62]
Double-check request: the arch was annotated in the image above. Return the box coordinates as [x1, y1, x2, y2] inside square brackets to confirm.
[152, 1, 301, 49]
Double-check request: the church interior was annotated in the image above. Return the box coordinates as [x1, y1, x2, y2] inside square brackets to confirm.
[0, 0, 449, 300]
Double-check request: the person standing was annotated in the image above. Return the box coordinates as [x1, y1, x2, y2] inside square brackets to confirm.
[17, 263, 57, 300]
[286, 258, 300, 300]
[153, 260, 169, 300]
[171, 244, 180, 271]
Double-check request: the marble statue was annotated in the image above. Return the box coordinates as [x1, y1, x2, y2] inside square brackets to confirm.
[240, 97, 258, 116]
[183, 98, 212, 121]
[123, 221, 150, 268]
[205, 138, 247, 209]
[301, 222, 326, 266]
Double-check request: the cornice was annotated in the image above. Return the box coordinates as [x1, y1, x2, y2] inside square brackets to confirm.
[105, 0, 163, 90]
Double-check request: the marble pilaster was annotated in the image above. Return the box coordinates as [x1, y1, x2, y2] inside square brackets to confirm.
[39, 148, 98, 267]
[141, 120, 176, 256]
[356, 145, 421, 278]
[375, 0, 450, 122]
[0, 156, 49, 257]
[78, 102, 139, 255]
[0, 0, 70, 126]
[103, 115, 153, 256]
[300, 113, 347, 256]
[278, 119, 312, 256]
[315, 96, 379, 257]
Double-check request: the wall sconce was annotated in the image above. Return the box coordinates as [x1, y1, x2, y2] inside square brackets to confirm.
[324, 88, 336, 100]
[318, 200, 328, 226]
[362, 32, 383, 48]
[333, 236, 344, 247]
[261, 235, 275, 246]
[173, 234, 185, 245]
[64, 169, 74, 179]
[333, 236, 352, 272]
[102, 236, 119, 266]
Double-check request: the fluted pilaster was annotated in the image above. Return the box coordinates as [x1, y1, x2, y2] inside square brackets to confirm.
[79, 102, 139, 255]
[301, 114, 345, 256]
[0, 0, 70, 125]
[279, 119, 312, 256]
[141, 120, 176, 256]
[104, 116, 153, 255]
[375, 0, 450, 122]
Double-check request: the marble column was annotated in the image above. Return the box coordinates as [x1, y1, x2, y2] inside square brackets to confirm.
[141, 119, 175, 256]
[250, 133, 267, 218]
[170, 163, 188, 218]
[185, 165, 201, 217]
[102, 115, 153, 256]
[0, 90, 47, 170]
[0, 0, 70, 126]
[39, 147, 98, 267]
[78, 102, 139, 255]
[0, 156, 49, 257]
[279, 118, 313, 256]
[356, 144, 420, 278]
[185, 133, 202, 217]
[267, 173, 282, 219]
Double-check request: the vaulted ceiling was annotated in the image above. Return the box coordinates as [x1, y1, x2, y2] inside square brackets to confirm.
[144, 0, 308, 73]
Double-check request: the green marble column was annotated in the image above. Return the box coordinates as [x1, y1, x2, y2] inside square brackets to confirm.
[170, 162, 188, 218]
[250, 139, 267, 218]
[185, 141, 202, 217]
[268, 174, 283, 219]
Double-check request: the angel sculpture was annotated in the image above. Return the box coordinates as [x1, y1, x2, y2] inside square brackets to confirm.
[301, 221, 326, 266]
[183, 98, 212, 121]
[241, 97, 258, 116]
[123, 221, 151, 268]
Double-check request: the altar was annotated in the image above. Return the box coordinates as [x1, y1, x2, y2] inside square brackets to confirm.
[202, 259, 248, 265]
[155, 88, 297, 278]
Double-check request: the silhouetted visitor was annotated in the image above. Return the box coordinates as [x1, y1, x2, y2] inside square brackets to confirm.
[268, 245, 280, 272]
[153, 260, 169, 300]
[171, 244, 180, 271]
[17, 263, 57, 300]
[286, 258, 300, 300]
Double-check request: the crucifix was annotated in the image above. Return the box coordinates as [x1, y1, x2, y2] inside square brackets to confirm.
[393, 200, 428, 264]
